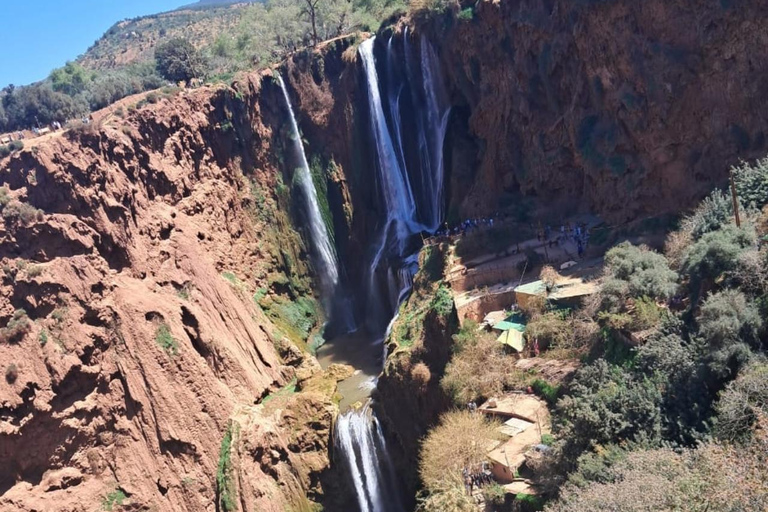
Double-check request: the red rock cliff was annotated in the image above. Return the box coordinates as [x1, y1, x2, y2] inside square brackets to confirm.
[0, 70, 346, 512]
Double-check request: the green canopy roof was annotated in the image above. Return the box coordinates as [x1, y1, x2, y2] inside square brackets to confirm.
[492, 312, 527, 333]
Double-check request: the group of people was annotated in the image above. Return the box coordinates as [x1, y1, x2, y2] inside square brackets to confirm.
[432, 212, 505, 240]
[536, 221, 591, 258]
[462, 463, 494, 496]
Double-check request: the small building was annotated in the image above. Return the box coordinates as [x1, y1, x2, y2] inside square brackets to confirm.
[514, 276, 598, 311]
[480, 394, 550, 483]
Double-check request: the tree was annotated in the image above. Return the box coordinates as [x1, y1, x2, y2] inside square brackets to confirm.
[49, 62, 92, 96]
[603, 242, 678, 301]
[418, 410, 500, 509]
[546, 437, 768, 512]
[155, 38, 206, 83]
[556, 360, 663, 460]
[682, 224, 755, 295]
[680, 188, 735, 239]
[441, 326, 523, 405]
[732, 157, 768, 211]
[302, 0, 321, 45]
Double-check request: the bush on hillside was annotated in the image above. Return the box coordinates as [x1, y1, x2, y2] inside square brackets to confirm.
[603, 243, 678, 303]
[0, 309, 31, 343]
[715, 361, 768, 442]
[546, 433, 768, 512]
[2, 200, 44, 225]
[442, 327, 523, 405]
[682, 224, 755, 293]
[155, 38, 207, 83]
[556, 360, 663, 459]
[732, 157, 768, 211]
[697, 289, 763, 351]
[681, 189, 735, 240]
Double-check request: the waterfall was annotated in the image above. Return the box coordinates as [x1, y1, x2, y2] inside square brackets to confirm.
[333, 33, 450, 512]
[276, 74, 339, 300]
[336, 405, 404, 512]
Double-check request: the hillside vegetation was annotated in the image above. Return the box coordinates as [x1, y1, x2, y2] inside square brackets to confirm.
[0, 0, 404, 133]
[416, 158, 768, 511]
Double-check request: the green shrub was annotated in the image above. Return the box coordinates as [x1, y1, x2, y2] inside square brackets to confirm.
[2, 200, 44, 225]
[683, 224, 755, 288]
[27, 265, 43, 278]
[515, 493, 545, 511]
[556, 360, 663, 458]
[603, 242, 678, 303]
[682, 189, 735, 239]
[429, 283, 454, 317]
[39, 329, 48, 346]
[715, 361, 768, 441]
[0, 309, 31, 343]
[146, 91, 159, 104]
[631, 296, 662, 331]
[155, 323, 179, 355]
[698, 289, 762, 350]
[102, 488, 127, 511]
[531, 378, 560, 406]
[482, 483, 505, 506]
[732, 157, 768, 210]
[567, 444, 628, 488]
[217, 422, 237, 512]
[457, 7, 474, 20]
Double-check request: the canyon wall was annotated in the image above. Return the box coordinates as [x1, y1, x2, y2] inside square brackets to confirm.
[0, 60, 355, 511]
[426, 0, 768, 223]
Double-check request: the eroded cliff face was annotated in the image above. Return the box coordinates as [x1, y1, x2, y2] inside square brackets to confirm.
[0, 64, 353, 511]
[420, 0, 768, 222]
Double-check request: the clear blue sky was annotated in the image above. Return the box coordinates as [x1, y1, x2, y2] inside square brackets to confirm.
[0, 1, 189, 88]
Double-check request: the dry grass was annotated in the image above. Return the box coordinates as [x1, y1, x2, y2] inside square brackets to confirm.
[419, 410, 501, 496]
[441, 328, 527, 404]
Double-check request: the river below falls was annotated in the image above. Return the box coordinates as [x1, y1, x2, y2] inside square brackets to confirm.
[316, 331, 385, 410]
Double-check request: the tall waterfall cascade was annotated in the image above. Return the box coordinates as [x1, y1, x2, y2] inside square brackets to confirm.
[276, 74, 340, 302]
[335, 34, 451, 512]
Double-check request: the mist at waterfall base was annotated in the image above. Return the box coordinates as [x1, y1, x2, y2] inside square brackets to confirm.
[330, 33, 450, 512]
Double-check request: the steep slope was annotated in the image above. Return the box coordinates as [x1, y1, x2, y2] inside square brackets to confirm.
[0, 68, 345, 511]
[79, 5, 246, 70]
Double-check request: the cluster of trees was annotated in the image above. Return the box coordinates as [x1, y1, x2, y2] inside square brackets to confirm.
[201, 0, 405, 76]
[0, 61, 164, 132]
[1, 0, 405, 133]
[416, 158, 768, 511]
[543, 159, 768, 509]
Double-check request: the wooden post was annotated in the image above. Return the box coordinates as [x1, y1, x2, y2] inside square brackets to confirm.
[730, 169, 741, 228]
